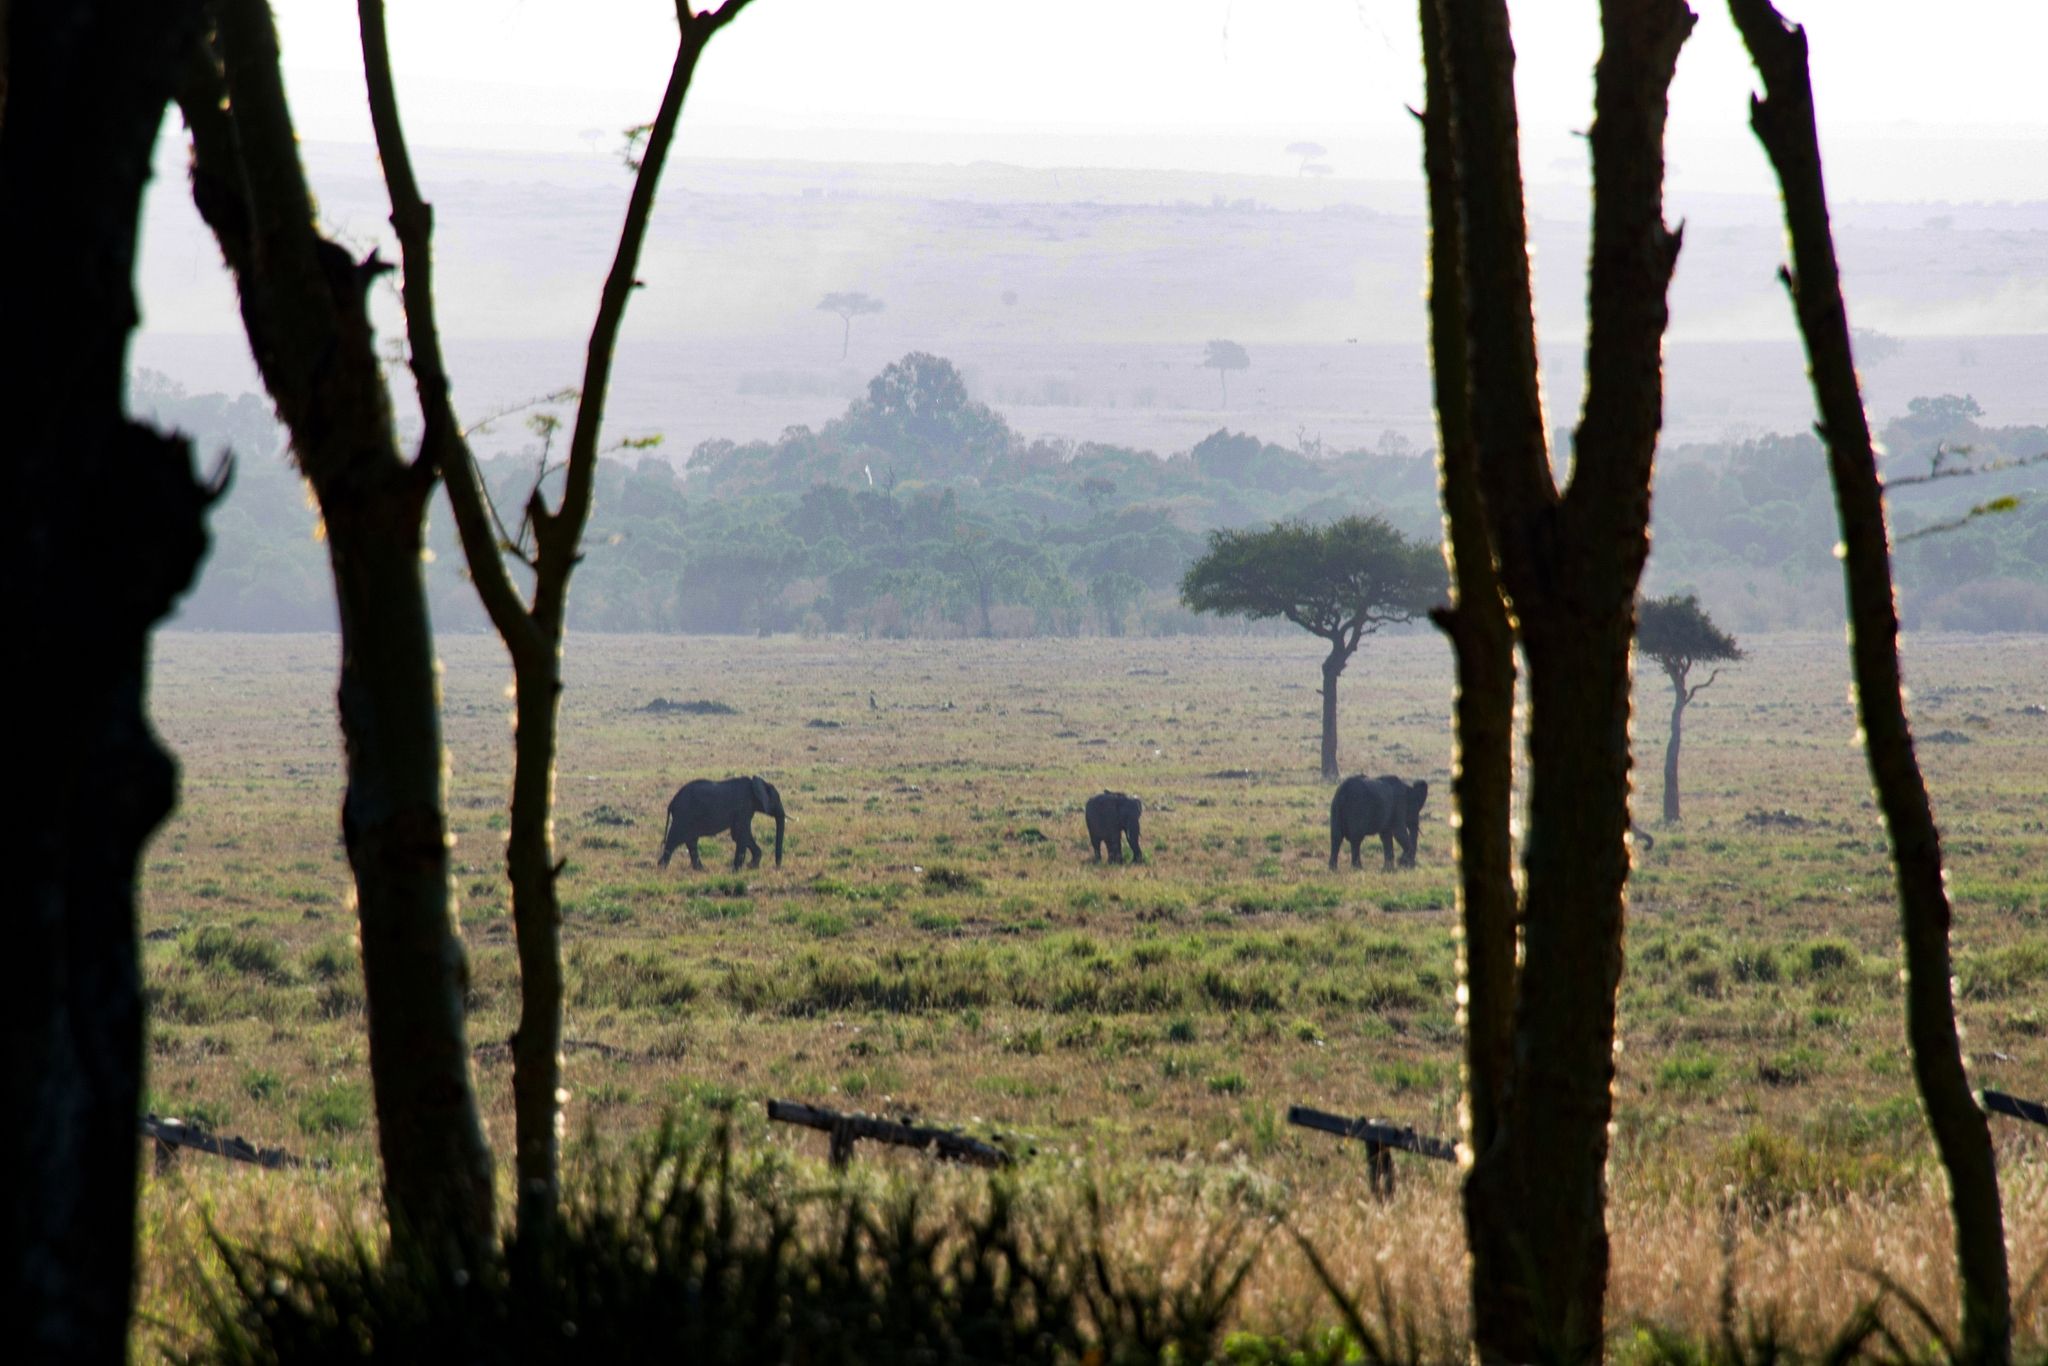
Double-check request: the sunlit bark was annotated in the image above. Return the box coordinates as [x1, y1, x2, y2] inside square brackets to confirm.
[1731, 3, 2010, 1359]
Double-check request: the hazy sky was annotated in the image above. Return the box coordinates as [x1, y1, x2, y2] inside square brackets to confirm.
[261, 0, 2048, 199]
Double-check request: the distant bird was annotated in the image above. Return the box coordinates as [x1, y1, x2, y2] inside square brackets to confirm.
[869, 691, 878, 710]
[864, 464, 874, 486]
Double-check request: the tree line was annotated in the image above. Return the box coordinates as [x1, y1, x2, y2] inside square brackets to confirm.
[149, 358, 2048, 639]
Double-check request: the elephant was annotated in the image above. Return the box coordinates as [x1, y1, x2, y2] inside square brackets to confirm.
[659, 775, 785, 871]
[1085, 790, 1144, 864]
[1329, 774, 1428, 870]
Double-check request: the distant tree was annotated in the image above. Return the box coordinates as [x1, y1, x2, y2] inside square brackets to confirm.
[1201, 339, 1250, 408]
[1886, 392, 1984, 459]
[1637, 594, 1742, 824]
[1284, 139, 1327, 174]
[838, 352, 1011, 479]
[1181, 516, 1442, 778]
[1080, 475, 1117, 511]
[818, 290, 885, 360]
[1850, 326, 1901, 366]
[1089, 570, 1145, 636]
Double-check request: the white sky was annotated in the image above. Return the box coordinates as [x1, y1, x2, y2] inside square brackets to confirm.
[261, 0, 2048, 199]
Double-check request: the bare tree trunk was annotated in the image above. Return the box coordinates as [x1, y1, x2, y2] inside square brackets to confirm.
[1432, 1, 1691, 1357]
[181, 0, 493, 1267]
[2, 1, 211, 1353]
[361, 0, 756, 1246]
[1319, 646, 1346, 780]
[1662, 686, 1685, 823]
[1417, 0, 1518, 1219]
[1732, 5, 2010, 1359]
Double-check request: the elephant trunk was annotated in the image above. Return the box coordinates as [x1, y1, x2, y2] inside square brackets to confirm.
[772, 808, 785, 867]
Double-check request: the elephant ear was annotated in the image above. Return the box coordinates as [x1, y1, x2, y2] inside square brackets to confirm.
[751, 775, 771, 811]
[1409, 780, 1429, 817]
[1129, 796, 1142, 816]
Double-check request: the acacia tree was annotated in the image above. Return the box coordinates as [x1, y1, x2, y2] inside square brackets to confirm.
[1637, 593, 1741, 823]
[362, 0, 758, 1246]
[1424, 0, 1693, 1357]
[1181, 516, 1442, 779]
[818, 290, 884, 359]
[1732, 3, 2011, 1357]
[1201, 339, 1249, 407]
[2, 0, 214, 1350]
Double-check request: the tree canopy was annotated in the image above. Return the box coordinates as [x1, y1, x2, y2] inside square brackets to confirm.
[1181, 515, 1442, 648]
[1638, 592, 1743, 680]
[1182, 515, 1444, 777]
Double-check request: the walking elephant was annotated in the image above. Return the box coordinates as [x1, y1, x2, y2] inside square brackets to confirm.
[1329, 774, 1428, 870]
[1085, 791, 1144, 864]
[659, 775, 785, 871]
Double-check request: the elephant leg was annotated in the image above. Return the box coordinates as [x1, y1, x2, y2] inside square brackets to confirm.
[686, 839, 704, 871]
[1398, 832, 1417, 868]
[1329, 827, 1341, 870]
[1108, 833, 1123, 865]
[1091, 838, 1103, 862]
[1128, 835, 1144, 865]
[1380, 832, 1396, 870]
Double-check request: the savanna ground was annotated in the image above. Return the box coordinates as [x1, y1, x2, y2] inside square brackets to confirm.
[136, 630, 2048, 1356]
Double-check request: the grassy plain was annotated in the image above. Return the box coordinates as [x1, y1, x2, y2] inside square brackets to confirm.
[137, 630, 2048, 1354]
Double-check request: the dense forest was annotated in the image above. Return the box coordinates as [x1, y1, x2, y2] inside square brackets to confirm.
[144, 359, 2048, 637]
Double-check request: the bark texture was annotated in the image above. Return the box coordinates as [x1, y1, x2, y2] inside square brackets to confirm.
[362, 0, 755, 1243]
[1730, 3, 2011, 1359]
[181, 0, 494, 1266]
[1416, 0, 1517, 1192]
[1430, 0, 1692, 1357]
[1, 0, 211, 1354]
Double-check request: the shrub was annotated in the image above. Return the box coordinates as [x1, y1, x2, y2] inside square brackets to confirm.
[922, 864, 983, 894]
[186, 1129, 1266, 1366]
[294, 1081, 368, 1137]
[188, 926, 293, 983]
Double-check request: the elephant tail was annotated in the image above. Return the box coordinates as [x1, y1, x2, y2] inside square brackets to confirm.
[658, 806, 675, 868]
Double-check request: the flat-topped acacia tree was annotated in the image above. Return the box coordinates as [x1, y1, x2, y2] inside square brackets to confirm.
[1181, 516, 1443, 779]
[1637, 593, 1742, 823]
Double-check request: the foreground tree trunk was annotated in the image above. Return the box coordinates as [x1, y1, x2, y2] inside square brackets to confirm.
[1416, 0, 1517, 1199]
[181, 0, 494, 1267]
[1732, 4, 2011, 1359]
[1, 0, 212, 1352]
[362, 0, 757, 1244]
[1431, 0, 1692, 1357]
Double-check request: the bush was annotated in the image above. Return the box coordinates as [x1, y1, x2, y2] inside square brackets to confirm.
[188, 926, 293, 983]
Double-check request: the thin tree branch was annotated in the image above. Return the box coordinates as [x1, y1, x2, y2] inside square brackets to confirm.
[1683, 667, 1721, 704]
[1730, 2, 2011, 1358]
[358, 0, 540, 657]
[537, 0, 758, 635]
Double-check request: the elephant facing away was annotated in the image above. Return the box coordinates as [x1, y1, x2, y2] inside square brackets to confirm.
[1329, 774, 1428, 870]
[660, 775, 785, 871]
[1085, 791, 1144, 864]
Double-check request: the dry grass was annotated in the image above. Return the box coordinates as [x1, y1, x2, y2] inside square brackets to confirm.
[135, 629, 2048, 1356]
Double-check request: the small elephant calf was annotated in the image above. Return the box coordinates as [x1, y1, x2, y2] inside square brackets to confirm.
[1329, 774, 1428, 871]
[1085, 790, 1144, 865]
